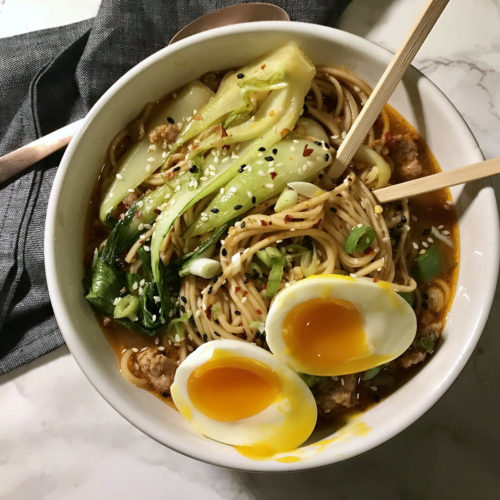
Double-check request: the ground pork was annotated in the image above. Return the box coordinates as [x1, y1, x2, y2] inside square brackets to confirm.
[315, 375, 358, 415]
[388, 134, 423, 180]
[148, 123, 179, 145]
[136, 347, 177, 394]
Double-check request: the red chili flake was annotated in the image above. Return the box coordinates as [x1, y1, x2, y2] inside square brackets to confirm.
[364, 248, 375, 255]
[256, 309, 263, 315]
[303, 144, 314, 157]
[373, 277, 380, 283]
[384, 132, 393, 144]
[135, 211, 142, 219]
[235, 286, 241, 293]
[193, 114, 203, 120]
[270, 171, 277, 180]
[119, 213, 125, 220]
[242, 290, 248, 297]
[280, 128, 291, 138]
[220, 126, 228, 138]
[269, 110, 275, 118]
[260, 219, 268, 226]
[154, 208, 161, 214]
[223, 144, 231, 150]
[206, 308, 212, 320]
[167, 170, 175, 180]
[192, 143, 199, 150]
[262, 283, 268, 290]
[284, 214, 293, 223]
[261, 64, 266, 70]
[313, 219, 322, 228]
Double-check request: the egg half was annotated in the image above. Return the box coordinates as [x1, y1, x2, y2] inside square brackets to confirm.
[266, 274, 417, 376]
[170, 339, 317, 458]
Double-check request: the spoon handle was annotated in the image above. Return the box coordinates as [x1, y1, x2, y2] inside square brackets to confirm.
[373, 157, 500, 203]
[0, 119, 83, 184]
[327, 0, 450, 181]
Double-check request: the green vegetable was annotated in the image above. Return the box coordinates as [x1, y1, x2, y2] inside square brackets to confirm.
[353, 145, 391, 188]
[114, 294, 140, 320]
[166, 312, 192, 342]
[250, 321, 266, 333]
[178, 222, 232, 278]
[181, 258, 221, 279]
[210, 305, 219, 320]
[300, 245, 320, 277]
[186, 138, 333, 236]
[299, 373, 327, 388]
[418, 336, 436, 353]
[413, 244, 442, 283]
[100, 81, 214, 222]
[398, 291, 415, 307]
[362, 366, 383, 381]
[166, 42, 315, 161]
[249, 262, 264, 279]
[266, 256, 286, 298]
[85, 259, 124, 316]
[274, 188, 298, 212]
[344, 225, 376, 255]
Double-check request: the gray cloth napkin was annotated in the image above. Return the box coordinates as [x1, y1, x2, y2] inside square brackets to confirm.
[0, 0, 350, 374]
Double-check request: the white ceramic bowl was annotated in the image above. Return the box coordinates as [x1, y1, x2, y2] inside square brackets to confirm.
[45, 22, 499, 471]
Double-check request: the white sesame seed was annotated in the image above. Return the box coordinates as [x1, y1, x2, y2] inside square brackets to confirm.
[116, 173, 123, 180]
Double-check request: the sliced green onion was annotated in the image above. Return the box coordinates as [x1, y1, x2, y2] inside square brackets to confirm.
[250, 321, 266, 333]
[418, 336, 435, 353]
[413, 244, 442, 283]
[210, 305, 219, 320]
[398, 291, 415, 307]
[256, 247, 282, 269]
[167, 312, 191, 342]
[275, 188, 298, 212]
[299, 373, 327, 388]
[344, 225, 376, 255]
[113, 294, 140, 320]
[249, 262, 263, 279]
[180, 257, 221, 279]
[266, 256, 286, 298]
[362, 366, 383, 381]
[300, 245, 320, 277]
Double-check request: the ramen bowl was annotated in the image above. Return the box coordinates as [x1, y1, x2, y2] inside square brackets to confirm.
[45, 22, 499, 471]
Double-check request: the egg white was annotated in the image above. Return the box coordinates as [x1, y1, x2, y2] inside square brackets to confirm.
[170, 339, 317, 457]
[266, 274, 417, 376]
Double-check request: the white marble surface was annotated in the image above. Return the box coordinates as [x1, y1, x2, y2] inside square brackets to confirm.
[1, 0, 499, 498]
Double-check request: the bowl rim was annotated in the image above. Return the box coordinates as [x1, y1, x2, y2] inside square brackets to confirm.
[45, 20, 499, 472]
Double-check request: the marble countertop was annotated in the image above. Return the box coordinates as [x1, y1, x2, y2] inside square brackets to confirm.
[1, 0, 499, 498]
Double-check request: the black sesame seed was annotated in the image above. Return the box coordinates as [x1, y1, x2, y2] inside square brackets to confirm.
[314, 141, 322, 146]
[241, 221, 246, 228]
[234, 310, 241, 315]
[264, 156, 274, 162]
[422, 228, 431, 236]
[181, 296, 187, 303]
[237, 73, 244, 79]
[203, 333, 208, 341]
[272, 148, 278, 155]
[234, 204, 243, 210]
[258, 147, 266, 152]
[324, 153, 330, 161]
[238, 166, 245, 173]
[222, 248, 227, 256]
[214, 331, 220, 337]
[252, 196, 256, 204]
[173, 166, 180, 172]
[330, 207, 337, 213]
[423, 293, 429, 300]
[179, 304, 186, 313]
[215, 319, 220, 325]
[210, 207, 219, 213]
[166, 117, 175, 124]
[207, 286, 213, 295]
[401, 215, 407, 223]
[162, 391, 169, 397]
[243, 276, 249, 284]
[189, 165, 198, 173]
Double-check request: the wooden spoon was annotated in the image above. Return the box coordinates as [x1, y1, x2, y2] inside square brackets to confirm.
[0, 3, 289, 184]
[373, 157, 500, 204]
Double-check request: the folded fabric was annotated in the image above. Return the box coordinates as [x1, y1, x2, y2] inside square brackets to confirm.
[0, 0, 350, 374]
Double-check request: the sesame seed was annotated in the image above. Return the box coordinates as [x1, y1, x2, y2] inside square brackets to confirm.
[234, 204, 242, 210]
[264, 156, 274, 162]
[210, 208, 219, 213]
[252, 196, 256, 204]
[116, 173, 123, 179]
[237, 73, 244, 79]
[265, 183, 274, 189]
[222, 248, 227, 256]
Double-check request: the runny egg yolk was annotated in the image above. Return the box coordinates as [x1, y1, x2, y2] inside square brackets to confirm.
[283, 297, 385, 375]
[187, 355, 281, 421]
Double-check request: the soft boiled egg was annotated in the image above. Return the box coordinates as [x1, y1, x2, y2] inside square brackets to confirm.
[170, 339, 317, 458]
[266, 274, 417, 376]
